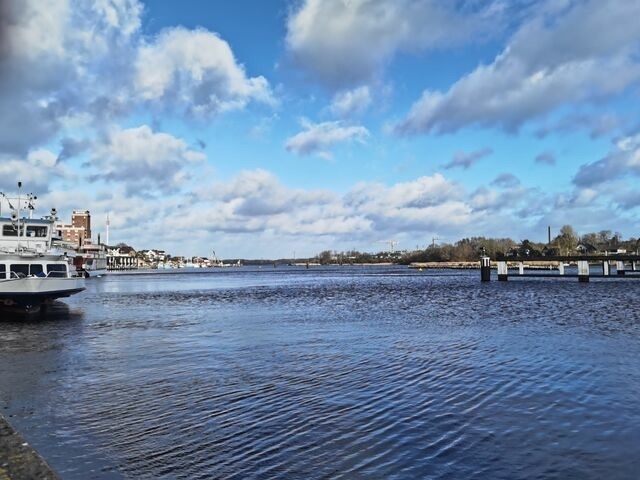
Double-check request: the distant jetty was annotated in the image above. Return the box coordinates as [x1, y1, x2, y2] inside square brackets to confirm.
[409, 261, 559, 269]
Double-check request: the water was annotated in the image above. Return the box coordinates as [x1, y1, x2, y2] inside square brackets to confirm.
[1, 266, 639, 479]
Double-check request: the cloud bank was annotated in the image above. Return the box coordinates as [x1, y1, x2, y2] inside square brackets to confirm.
[0, 0, 275, 157]
[286, 0, 502, 89]
[396, 0, 640, 135]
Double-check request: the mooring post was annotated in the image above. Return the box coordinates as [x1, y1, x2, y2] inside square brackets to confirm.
[633, 261, 638, 272]
[578, 260, 589, 282]
[558, 262, 565, 275]
[518, 262, 524, 275]
[497, 261, 508, 281]
[616, 260, 626, 275]
[480, 256, 491, 282]
[602, 261, 610, 276]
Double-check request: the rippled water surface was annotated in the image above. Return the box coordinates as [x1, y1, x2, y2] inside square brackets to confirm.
[1, 266, 640, 479]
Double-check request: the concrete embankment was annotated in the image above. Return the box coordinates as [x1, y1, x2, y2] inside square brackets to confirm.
[0, 415, 58, 480]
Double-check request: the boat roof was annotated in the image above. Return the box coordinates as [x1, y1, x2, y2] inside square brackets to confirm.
[0, 257, 68, 262]
[0, 217, 52, 225]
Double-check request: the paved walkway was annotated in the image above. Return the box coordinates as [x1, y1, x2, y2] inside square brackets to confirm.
[0, 415, 58, 480]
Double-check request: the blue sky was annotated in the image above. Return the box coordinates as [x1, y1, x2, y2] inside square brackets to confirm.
[1, 0, 639, 258]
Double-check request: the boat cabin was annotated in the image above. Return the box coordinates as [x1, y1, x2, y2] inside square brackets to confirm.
[0, 216, 73, 280]
[0, 217, 54, 254]
[0, 260, 69, 280]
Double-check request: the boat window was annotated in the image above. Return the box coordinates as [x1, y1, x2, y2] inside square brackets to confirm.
[10, 264, 29, 277]
[30, 264, 44, 276]
[2, 225, 21, 237]
[26, 225, 48, 237]
[47, 264, 67, 277]
[0, 264, 5, 279]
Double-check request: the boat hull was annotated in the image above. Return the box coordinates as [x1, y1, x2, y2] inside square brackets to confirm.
[0, 277, 85, 311]
[82, 268, 107, 278]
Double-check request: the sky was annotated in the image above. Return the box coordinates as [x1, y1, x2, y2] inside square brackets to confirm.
[1, 0, 639, 259]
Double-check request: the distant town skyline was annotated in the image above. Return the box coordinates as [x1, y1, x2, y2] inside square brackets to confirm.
[1, 0, 639, 258]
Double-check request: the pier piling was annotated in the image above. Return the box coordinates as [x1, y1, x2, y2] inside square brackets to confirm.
[480, 253, 640, 282]
[577, 261, 589, 282]
[497, 261, 508, 281]
[480, 256, 491, 282]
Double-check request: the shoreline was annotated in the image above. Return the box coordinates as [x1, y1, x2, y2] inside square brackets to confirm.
[105, 261, 569, 273]
[0, 414, 59, 479]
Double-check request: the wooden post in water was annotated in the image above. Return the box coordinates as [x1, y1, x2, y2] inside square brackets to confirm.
[497, 261, 508, 281]
[558, 262, 565, 275]
[616, 260, 626, 275]
[480, 256, 491, 282]
[518, 262, 524, 275]
[602, 261, 610, 276]
[578, 260, 589, 282]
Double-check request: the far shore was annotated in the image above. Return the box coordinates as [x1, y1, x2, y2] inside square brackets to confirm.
[106, 261, 573, 273]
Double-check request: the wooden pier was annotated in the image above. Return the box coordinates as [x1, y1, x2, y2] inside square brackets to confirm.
[479, 254, 640, 282]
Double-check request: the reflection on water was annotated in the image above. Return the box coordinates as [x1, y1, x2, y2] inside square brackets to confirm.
[1, 266, 640, 479]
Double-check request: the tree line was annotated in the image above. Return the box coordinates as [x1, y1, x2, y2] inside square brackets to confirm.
[312, 226, 639, 265]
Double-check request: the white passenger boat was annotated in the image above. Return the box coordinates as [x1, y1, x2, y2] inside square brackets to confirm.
[0, 185, 85, 313]
[75, 243, 108, 277]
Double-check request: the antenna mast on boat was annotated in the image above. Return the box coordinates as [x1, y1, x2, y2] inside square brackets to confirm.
[17, 181, 22, 250]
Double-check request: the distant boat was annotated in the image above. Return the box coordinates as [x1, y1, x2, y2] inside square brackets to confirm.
[75, 243, 108, 278]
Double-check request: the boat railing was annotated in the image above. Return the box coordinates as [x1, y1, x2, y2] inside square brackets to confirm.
[46, 271, 67, 278]
[5, 271, 73, 279]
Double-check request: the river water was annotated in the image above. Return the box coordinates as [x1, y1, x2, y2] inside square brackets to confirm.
[0, 266, 639, 479]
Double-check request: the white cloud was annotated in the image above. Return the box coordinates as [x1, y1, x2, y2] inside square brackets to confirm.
[329, 86, 372, 117]
[491, 173, 520, 189]
[344, 174, 471, 232]
[286, 0, 502, 88]
[396, 0, 640, 134]
[89, 125, 206, 193]
[534, 151, 556, 166]
[134, 27, 274, 116]
[469, 184, 533, 214]
[470, 187, 500, 211]
[573, 133, 640, 187]
[91, 0, 142, 38]
[443, 148, 493, 170]
[285, 120, 369, 158]
[181, 170, 363, 236]
[0, 0, 142, 154]
[535, 112, 623, 138]
[216, 169, 335, 217]
[0, 149, 71, 192]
